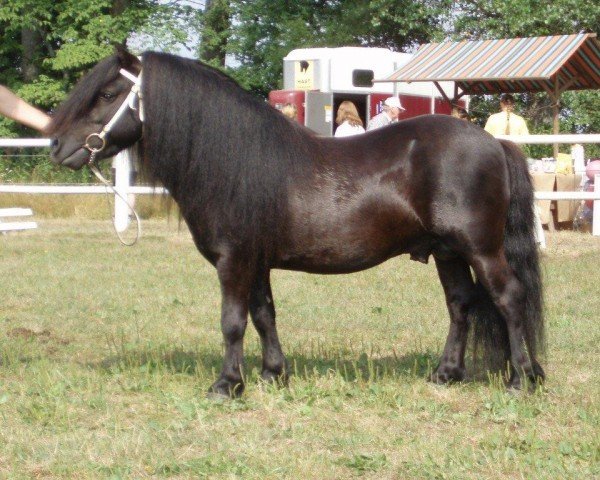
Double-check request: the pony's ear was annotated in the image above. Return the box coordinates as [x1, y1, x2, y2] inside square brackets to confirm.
[114, 44, 141, 71]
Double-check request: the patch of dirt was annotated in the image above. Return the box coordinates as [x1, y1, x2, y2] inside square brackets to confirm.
[7, 327, 69, 345]
[7, 327, 50, 340]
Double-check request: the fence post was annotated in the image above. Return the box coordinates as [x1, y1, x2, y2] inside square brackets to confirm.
[113, 151, 131, 232]
[594, 174, 600, 237]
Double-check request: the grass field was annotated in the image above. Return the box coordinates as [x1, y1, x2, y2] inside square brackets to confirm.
[0, 193, 173, 220]
[1, 219, 598, 479]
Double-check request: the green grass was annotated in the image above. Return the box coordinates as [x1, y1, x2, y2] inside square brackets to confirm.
[1, 220, 599, 479]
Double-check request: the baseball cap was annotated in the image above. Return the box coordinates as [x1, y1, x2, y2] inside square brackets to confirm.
[384, 97, 405, 110]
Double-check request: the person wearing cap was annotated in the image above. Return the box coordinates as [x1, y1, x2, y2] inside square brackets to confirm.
[0, 84, 51, 132]
[367, 96, 404, 131]
[484, 93, 529, 136]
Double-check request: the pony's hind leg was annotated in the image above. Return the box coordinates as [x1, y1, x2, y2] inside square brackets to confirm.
[249, 270, 288, 385]
[471, 253, 545, 388]
[431, 256, 475, 384]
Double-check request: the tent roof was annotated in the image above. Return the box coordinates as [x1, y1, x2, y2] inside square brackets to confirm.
[380, 33, 600, 95]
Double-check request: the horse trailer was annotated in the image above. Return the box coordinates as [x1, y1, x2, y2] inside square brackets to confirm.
[268, 47, 466, 136]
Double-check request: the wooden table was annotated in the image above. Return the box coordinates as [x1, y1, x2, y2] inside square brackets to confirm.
[531, 173, 582, 229]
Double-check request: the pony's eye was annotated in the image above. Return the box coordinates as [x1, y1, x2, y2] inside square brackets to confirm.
[100, 92, 116, 101]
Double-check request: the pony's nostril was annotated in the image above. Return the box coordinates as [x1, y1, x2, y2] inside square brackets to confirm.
[50, 138, 59, 150]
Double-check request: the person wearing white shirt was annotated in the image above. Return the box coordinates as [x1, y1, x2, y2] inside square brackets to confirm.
[334, 101, 365, 138]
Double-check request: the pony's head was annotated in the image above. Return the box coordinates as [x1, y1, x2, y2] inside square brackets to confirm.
[50, 47, 143, 169]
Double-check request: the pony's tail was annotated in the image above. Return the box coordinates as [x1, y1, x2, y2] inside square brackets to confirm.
[470, 140, 545, 375]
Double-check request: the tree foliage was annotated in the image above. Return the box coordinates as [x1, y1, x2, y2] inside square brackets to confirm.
[451, 0, 599, 40]
[0, 0, 195, 182]
[198, 0, 231, 67]
[0, 0, 192, 137]
[225, 0, 452, 96]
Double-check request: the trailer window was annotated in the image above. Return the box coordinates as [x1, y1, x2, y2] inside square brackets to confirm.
[352, 70, 374, 88]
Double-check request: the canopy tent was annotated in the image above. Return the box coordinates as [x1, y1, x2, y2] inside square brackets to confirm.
[376, 33, 600, 156]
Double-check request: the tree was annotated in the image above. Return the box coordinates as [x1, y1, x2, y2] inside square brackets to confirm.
[0, 0, 196, 183]
[0, 0, 193, 137]
[199, 0, 231, 67]
[352, 0, 453, 50]
[226, 0, 338, 96]
[451, 0, 599, 40]
[226, 0, 452, 97]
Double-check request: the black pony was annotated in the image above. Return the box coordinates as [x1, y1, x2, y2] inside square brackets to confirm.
[49, 49, 545, 397]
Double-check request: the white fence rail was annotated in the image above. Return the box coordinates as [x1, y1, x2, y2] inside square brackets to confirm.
[494, 134, 600, 145]
[1, 136, 600, 235]
[0, 184, 164, 194]
[0, 139, 166, 232]
[0, 207, 37, 232]
[0, 139, 51, 148]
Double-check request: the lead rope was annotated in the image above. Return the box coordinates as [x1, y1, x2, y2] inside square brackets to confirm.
[82, 66, 144, 246]
[88, 150, 141, 246]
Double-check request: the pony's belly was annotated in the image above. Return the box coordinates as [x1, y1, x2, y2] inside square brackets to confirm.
[281, 175, 428, 273]
[276, 221, 425, 274]
[276, 249, 398, 274]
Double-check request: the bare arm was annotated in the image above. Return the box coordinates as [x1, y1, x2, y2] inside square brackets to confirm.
[0, 85, 51, 133]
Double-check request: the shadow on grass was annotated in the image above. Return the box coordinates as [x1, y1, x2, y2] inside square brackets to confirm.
[4, 335, 495, 386]
[89, 344, 445, 383]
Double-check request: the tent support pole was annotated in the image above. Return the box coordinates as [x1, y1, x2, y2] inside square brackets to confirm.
[553, 76, 560, 158]
[433, 81, 452, 106]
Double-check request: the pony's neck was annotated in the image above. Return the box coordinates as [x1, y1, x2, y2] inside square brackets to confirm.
[139, 52, 315, 225]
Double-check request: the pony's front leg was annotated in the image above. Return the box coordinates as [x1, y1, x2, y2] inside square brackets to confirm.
[249, 270, 288, 386]
[208, 256, 252, 399]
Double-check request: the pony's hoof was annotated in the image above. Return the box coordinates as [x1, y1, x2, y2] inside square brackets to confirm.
[206, 391, 232, 402]
[208, 378, 244, 399]
[260, 369, 289, 388]
[430, 366, 465, 384]
[508, 365, 545, 392]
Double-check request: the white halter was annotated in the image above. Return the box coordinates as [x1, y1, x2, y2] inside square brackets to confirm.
[84, 68, 143, 155]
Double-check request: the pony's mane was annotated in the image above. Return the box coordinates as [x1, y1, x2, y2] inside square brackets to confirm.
[138, 51, 318, 255]
[49, 55, 122, 136]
